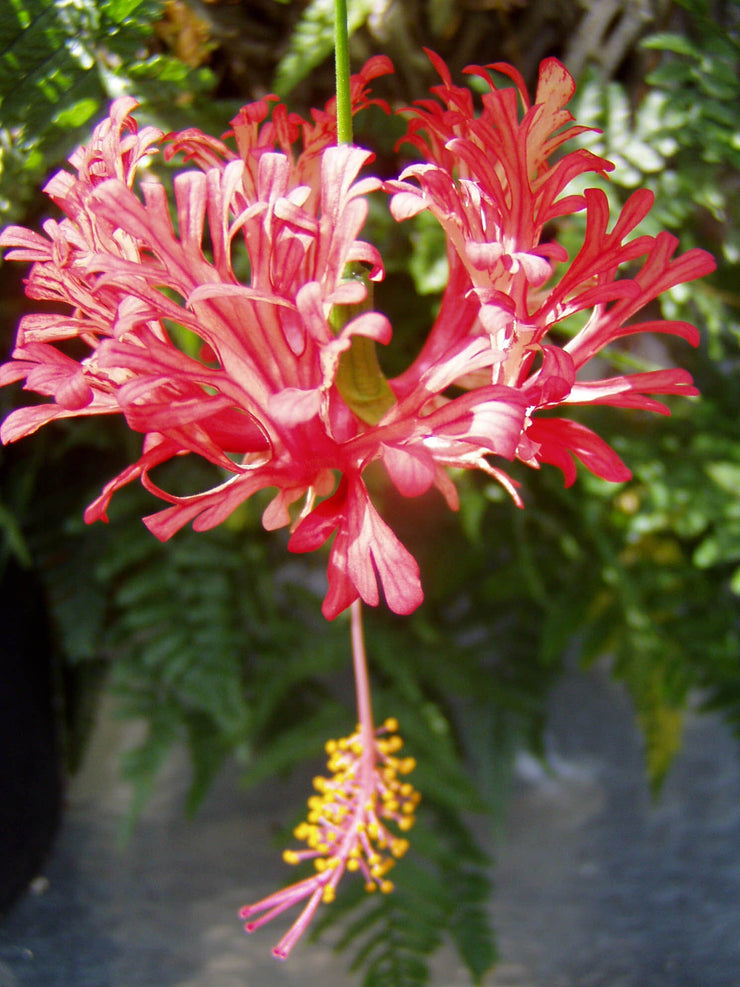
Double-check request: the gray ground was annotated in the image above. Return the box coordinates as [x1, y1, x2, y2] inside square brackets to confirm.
[1, 666, 740, 987]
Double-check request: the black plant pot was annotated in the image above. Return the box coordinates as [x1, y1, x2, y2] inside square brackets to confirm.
[0, 558, 63, 916]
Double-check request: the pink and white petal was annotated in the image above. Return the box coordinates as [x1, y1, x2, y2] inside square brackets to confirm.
[362, 507, 423, 616]
[262, 486, 308, 530]
[269, 387, 322, 425]
[143, 469, 272, 539]
[381, 443, 437, 497]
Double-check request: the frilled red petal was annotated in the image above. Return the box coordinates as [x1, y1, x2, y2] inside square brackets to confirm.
[525, 418, 632, 486]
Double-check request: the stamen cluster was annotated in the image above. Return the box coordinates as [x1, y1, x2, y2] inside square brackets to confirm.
[288, 717, 419, 898]
[239, 718, 419, 958]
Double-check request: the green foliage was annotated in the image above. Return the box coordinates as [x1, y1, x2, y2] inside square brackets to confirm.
[273, 0, 376, 96]
[568, 0, 739, 351]
[0, 0, 216, 223]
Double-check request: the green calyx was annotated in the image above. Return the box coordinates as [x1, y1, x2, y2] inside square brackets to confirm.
[329, 263, 396, 426]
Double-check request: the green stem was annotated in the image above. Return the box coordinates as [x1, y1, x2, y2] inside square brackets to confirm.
[334, 0, 352, 144]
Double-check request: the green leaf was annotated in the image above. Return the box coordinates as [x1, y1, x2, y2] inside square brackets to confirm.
[642, 31, 699, 56]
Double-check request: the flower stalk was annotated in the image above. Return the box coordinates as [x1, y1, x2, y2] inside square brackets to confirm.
[334, 0, 353, 144]
[351, 600, 375, 798]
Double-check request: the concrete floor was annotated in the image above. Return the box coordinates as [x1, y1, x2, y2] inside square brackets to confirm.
[1, 667, 740, 987]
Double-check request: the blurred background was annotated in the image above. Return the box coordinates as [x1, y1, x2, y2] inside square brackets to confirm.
[0, 1, 738, 984]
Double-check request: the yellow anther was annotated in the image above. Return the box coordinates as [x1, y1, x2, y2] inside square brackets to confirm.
[380, 880, 394, 894]
[322, 885, 336, 904]
[325, 739, 338, 754]
[399, 757, 416, 773]
[347, 858, 360, 871]
[314, 858, 328, 872]
[378, 736, 400, 754]
[398, 816, 415, 831]
[384, 717, 398, 732]
[364, 882, 377, 893]
[391, 838, 409, 857]
[283, 849, 300, 865]
[313, 776, 327, 792]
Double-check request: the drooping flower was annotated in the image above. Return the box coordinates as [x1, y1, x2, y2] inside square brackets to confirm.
[0, 53, 714, 621]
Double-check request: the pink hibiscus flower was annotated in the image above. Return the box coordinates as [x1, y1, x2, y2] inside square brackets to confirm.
[0, 53, 714, 620]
